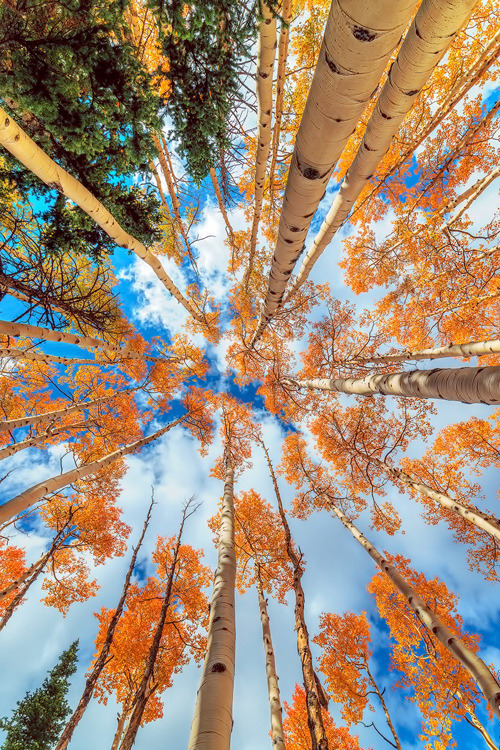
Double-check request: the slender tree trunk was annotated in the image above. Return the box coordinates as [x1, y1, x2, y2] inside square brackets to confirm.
[286, 0, 478, 297]
[373, 458, 500, 544]
[110, 700, 133, 750]
[262, 441, 329, 750]
[209, 168, 234, 241]
[0, 419, 90, 461]
[284, 365, 500, 405]
[348, 337, 500, 366]
[0, 348, 100, 366]
[0, 109, 201, 321]
[0, 417, 183, 525]
[365, 662, 402, 750]
[0, 546, 53, 602]
[0, 320, 164, 363]
[250, 0, 416, 345]
[0, 393, 117, 433]
[0, 528, 67, 631]
[354, 27, 500, 217]
[255, 565, 286, 750]
[244, 4, 277, 289]
[55, 498, 155, 750]
[187, 457, 236, 750]
[463, 705, 499, 750]
[326, 499, 500, 718]
[268, 0, 292, 192]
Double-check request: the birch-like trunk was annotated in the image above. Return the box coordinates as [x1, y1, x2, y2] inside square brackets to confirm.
[55, 498, 154, 750]
[373, 458, 500, 544]
[284, 365, 500, 404]
[256, 566, 286, 750]
[0, 320, 164, 363]
[0, 417, 183, 525]
[444, 165, 500, 228]
[119, 500, 193, 750]
[0, 419, 90, 461]
[0, 547, 51, 602]
[355, 27, 500, 219]
[287, 0, 479, 296]
[187, 459, 236, 750]
[244, 4, 277, 288]
[0, 348, 100, 366]
[0, 394, 116, 433]
[327, 500, 500, 719]
[0, 109, 201, 321]
[110, 702, 133, 750]
[268, 0, 292, 191]
[209, 168, 235, 242]
[262, 441, 329, 750]
[251, 0, 416, 345]
[348, 337, 500, 366]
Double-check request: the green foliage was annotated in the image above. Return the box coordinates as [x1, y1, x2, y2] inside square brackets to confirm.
[0, 641, 78, 749]
[152, 0, 256, 183]
[0, 0, 163, 257]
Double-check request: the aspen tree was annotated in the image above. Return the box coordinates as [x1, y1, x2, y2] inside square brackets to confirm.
[0, 418, 184, 525]
[187, 456, 236, 750]
[287, 0, 479, 296]
[0, 109, 202, 321]
[251, 0, 416, 344]
[119, 498, 199, 750]
[268, 0, 292, 192]
[244, 2, 277, 288]
[54, 497, 154, 750]
[284, 364, 500, 404]
[0, 394, 119, 433]
[325, 498, 500, 719]
[262, 439, 330, 750]
[347, 336, 500, 366]
[0, 320, 166, 363]
[0, 420, 90, 461]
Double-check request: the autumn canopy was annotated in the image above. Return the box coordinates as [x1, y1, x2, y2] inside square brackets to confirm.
[0, 0, 500, 748]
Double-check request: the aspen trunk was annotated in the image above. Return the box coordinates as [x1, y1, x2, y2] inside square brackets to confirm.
[0, 109, 201, 321]
[119, 500, 193, 750]
[110, 702, 132, 750]
[262, 441, 329, 750]
[327, 500, 500, 719]
[0, 348, 100, 366]
[445, 165, 500, 228]
[0, 420, 90, 461]
[0, 394, 116, 433]
[0, 320, 164, 363]
[0, 547, 51, 602]
[284, 365, 500, 404]
[348, 337, 500, 366]
[268, 0, 292, 191]
[209, 168, 235, 241]
[287, 0, 479, 297]
[353, 27, 500, 219]
[251, 0, 416, 345]
[256, 567, 286, 750]
[365, 663, 402, 750]
[374, 458, 500, 544]
[187, 459, 236, 750]
[244, 4, 277, 288]
[464, 705, 499, 750]
[0, 418, 183, 525]
[55, 499, 154, 750]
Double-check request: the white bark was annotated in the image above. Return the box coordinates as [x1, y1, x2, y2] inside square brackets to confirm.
[268, 0, 292, 190]
[251, 0, 416, 344]
[0, 348, 99, 365]
[256, 571, 286, 750]
[0, 419, 90, 460]
[187, 460, 236, 750]
[0, 109, 201, 321]
[0, 320, 164, 363]
[328, 500, 500, 719]
[0, 418, 183, 525]
[0, 394, 115, 433]
[349, 337, 500, 366]
[285, 365, 500, 404]
[245, 4, 277, 287]
[287, 0, 479, 297]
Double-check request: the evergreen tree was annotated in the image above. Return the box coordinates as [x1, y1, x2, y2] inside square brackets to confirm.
[0, 641, 78, 750]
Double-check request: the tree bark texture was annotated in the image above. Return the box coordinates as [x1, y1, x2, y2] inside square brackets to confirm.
[288, 0, 479, 296]
[328, 500, 500, 719]
[187, 460, 236, 750]
[286, 365, 500, 404]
